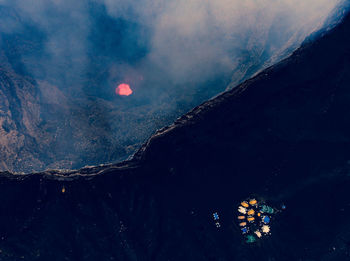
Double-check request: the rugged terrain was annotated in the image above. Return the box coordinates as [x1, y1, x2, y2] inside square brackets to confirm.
[0, 6, 350, 261]
[0, 2, 337, 173]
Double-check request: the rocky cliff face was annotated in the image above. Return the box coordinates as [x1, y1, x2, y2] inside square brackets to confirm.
[0, 1, 340, 173]
[0, 7, 350, 261]
[0, 59, 45, 171]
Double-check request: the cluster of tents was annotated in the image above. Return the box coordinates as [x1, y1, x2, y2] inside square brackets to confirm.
[237, 198, 275, 243]
[212, 197, 284, 243]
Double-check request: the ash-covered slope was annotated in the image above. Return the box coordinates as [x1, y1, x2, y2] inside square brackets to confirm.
[0, 1, 343, 173]
[0, 59, 142, 172]
[1, 9, 350, 261]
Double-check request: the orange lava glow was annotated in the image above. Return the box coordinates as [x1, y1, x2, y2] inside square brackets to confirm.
[116, 83, 133, 96]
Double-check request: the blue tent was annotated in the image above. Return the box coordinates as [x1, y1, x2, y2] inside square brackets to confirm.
[213, 212, 219, 220]
[263, 216, 270, 224]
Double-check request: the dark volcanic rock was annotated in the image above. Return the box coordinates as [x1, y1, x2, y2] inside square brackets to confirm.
[1, 8, 350, 261]
[0, 63, 141, 173]
[0, 2, 339, 173]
